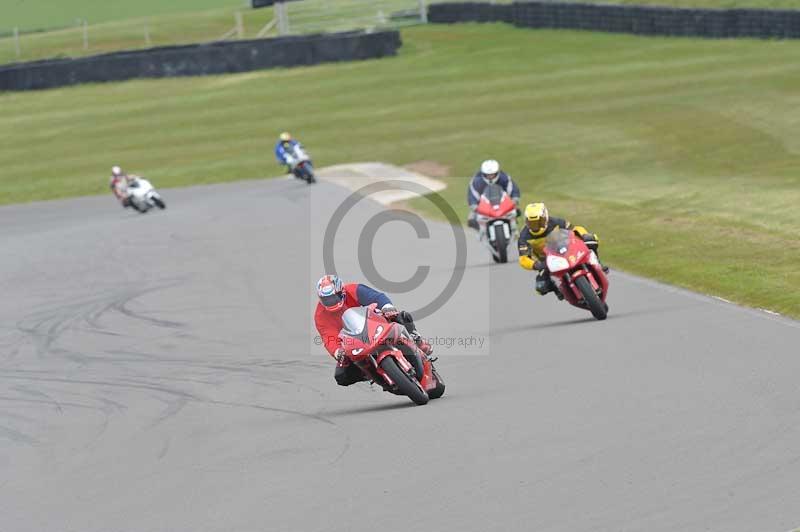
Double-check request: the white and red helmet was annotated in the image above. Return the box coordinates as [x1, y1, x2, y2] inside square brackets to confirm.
[317, 274, 345, 310]
[111, 165, 123, 177]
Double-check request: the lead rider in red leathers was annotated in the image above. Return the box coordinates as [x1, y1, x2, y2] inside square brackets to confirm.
[314, 274, 433, 387]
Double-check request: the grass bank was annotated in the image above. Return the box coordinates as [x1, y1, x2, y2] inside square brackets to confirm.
[0, 0, 243, 32]
[1, 24, 799, 316]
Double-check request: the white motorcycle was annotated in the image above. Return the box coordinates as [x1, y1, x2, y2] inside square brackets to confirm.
[127, 177, 166, 213]
[284, 144, 316, 184]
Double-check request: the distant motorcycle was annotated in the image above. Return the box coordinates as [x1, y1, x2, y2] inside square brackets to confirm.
[474, 183, 518, 263]
[127, 177, 166, 213]
[541, 228, 609, 320]
[338, 304, 445, 405]
[284, 144, 316, 184]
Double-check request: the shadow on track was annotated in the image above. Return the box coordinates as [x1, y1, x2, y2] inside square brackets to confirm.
[322, 400, 425, 417]
[491, 316, 597, 336]
[491, 302, 704, 337]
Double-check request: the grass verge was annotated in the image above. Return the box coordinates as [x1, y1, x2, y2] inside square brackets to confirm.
[1, 24, 799, 317]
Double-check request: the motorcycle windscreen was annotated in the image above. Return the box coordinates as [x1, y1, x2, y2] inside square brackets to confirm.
[341, 307, 368, 336]
[481, 183, 505, 206]
[545, 227, 572, 255]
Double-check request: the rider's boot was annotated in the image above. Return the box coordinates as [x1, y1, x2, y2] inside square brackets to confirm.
[536, 275, 563, 300]
[410, 331, 434, 359]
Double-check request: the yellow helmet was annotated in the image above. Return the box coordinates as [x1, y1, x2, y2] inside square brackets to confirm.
[524, 202, 549, 236]
[279, 132, 292, 142]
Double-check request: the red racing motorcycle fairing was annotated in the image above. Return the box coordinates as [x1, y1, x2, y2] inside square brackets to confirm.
[542, 228, 610, 320]
[474, 183, 519, 263]
[337, 304, 444, 404]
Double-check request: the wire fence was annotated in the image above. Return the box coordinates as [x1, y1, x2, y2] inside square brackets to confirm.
[0, 0, 513, 64]
[276, 0, 428, 35]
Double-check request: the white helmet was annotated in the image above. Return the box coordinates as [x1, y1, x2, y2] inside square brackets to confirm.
[480, 159, 500, 184]
[111, 166, 122, 176]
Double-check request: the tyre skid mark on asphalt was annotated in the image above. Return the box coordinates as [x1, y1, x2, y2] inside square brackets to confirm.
[157, 435, 171, 461]
[2, 374, 342, 442]
[0, 425, 38, 445]
[0, 375, 199, 439]
[5, 252, 351, 472]
[204, 397, 351, 465]
[11, 384, 63, 413]
[14, 280, 188, 364]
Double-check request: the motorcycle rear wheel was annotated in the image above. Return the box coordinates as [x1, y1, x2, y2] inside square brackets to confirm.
[575, 275, 607, 321]
[428, 368, 446, 400]
[380, 357, 429, 405]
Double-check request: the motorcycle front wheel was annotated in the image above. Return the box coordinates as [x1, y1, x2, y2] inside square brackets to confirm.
[379, 357, 429, 405]
[575, 275, 607, 321]
[493, 229, 508, 263]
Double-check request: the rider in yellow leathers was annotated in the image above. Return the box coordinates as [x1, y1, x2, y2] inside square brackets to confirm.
[517, 202, 606, 299]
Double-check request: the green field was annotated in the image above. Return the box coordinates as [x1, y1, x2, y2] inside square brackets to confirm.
[0, 7, 275, 64]
[1, 24, 799, 317]
[0, 0, 244, 32]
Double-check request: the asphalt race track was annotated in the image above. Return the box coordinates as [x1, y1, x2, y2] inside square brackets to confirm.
[2, 176, 800, 532]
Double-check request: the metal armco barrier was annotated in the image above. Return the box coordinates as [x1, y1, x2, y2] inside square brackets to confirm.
[0, 30, 401, 92]
[428, 1, 800, 39]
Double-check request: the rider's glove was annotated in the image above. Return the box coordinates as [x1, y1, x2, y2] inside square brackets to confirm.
[533, 260, 546, 271]
[334, 347, 347, 366]
[380, 304, 399, 321]
[580, 232, 599, 251]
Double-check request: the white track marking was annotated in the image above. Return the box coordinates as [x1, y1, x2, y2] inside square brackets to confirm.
[316, 162, 447, 205]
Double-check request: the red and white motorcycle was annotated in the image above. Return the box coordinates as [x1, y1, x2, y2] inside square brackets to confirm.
[127, 177, 166, 213]
[338, 304, 444, 405]
[542, 228, 610, 320]
[474, 183, 519, 263]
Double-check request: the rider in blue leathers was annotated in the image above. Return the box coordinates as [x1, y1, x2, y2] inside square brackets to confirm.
[275, 131, 301, 173]
[467, 159, 521, 230]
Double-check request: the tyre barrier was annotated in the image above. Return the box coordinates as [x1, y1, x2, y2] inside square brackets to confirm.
[428, 1, 800, 39]
[0, 29, 402, 92]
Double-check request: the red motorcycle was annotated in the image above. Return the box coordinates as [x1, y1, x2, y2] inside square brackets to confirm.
[542, 228, 609, 320]
[474, 183, 519, 263]
[338, 304, 445, 405]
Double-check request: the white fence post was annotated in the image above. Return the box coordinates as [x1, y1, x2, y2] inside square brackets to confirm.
[235, 11, 245, 39]
[276, 2, 288, 35]
[144, 23, 151, 46]
[419, 0, 428, 23]
[82, 20, 89, 50]
[13, 27, 21, 58]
